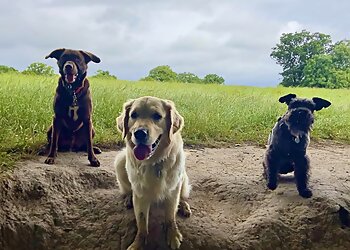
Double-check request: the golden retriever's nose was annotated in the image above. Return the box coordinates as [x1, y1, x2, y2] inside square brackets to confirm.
[134, 128, 148, 143]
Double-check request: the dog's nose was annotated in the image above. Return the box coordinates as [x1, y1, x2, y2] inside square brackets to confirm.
[64, 62, 74, 72]
[134, 128, 148, 142]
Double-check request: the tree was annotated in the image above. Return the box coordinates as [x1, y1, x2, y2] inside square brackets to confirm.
[93, 69, 117, 79]
[203, 74, 225, 84]
[271, 30, 332, 87]
[142, 65, 177, 82]
[0, 65, 18, 73]
[331, 40, 350, 70]
[302, 54, 335, 88]
[176, 72, 201, 83]
[22, 62, 55, 76]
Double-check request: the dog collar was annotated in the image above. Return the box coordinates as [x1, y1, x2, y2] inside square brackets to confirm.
[62, 77, 86, 96]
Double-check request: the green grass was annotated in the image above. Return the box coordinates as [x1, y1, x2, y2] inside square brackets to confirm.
[1, 73, 350, 170]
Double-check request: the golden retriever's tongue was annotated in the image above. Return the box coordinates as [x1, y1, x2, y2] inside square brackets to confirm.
[134, 144, 151, 161]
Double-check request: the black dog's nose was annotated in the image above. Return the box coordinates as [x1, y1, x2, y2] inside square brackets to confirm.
[134, 128, 148, 142]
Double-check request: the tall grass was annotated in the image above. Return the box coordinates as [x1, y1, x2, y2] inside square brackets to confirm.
[1, 73, 349, 170]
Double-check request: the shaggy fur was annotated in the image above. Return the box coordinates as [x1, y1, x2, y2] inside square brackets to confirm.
[114, 96, 191, 250]
[43, 48, 101, 167]
[263, 93, 331, 198]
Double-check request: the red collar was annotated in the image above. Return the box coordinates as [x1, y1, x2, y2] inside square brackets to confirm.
[74, 79, 86, 94]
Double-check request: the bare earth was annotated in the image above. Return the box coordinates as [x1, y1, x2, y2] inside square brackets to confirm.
[1, 142, 350, 250]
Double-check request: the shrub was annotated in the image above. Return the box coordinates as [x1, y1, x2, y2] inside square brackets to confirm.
[93, 70, 117, 79]
[143, 65, 177, 82]
[176, 72, 202, 83]
[22, 62, 55, 76]
[203, 74, 225, 84]
[0, 65, 19, 74]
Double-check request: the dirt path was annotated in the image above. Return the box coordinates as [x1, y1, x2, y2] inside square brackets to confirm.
[1, 143, 350, 250]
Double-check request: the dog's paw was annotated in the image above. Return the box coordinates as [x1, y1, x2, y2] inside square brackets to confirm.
[178, 200, 191, 218]
[167, 227, 183, 250]
[44, 157, 55, 165]
[127, 241, 142, 250]
[93, 146, 102, 154]
[267, 182, 277, 190]
[89, 157, 100, 167]
[299, 188, 313, 198]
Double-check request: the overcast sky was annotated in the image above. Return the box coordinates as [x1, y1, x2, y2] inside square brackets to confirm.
[1, 0, 349, 86]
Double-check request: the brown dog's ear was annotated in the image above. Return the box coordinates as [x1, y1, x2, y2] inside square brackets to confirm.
[279, 93, 297, 105]
[116, 99, 134, 139]
[80, 51, 101, 64]
[164, 100, 184, 143]
[45, 48, 66, 60]
[312, 97, 331, 111]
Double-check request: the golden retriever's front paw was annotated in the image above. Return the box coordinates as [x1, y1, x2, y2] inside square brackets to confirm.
[44, 157, 55, 165]
[178, 200, 191, 218]
[167, 227, 183, 249]
[89, 157, 100, 167]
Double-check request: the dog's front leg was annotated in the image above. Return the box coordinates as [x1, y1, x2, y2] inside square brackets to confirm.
[294, 155, 312, 198]
[165, 185, 183, 250]
[128, 194, 150, 250]
[45, 117, 62, 164]
[85, 119, 100, 167]
[263, 155, 279, 190]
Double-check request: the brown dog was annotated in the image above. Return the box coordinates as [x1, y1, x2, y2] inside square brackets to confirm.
[43, 48, 101, 167]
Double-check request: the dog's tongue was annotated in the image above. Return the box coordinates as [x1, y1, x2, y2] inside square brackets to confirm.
[133, 144, 151, 161]
[66, 74, 75, 83]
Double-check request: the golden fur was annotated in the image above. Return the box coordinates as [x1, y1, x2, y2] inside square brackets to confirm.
[114, 96, 191, 250]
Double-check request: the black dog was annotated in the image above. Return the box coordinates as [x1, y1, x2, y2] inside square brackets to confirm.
[43, 48, 101, 167]
[263, 93, 331, 198]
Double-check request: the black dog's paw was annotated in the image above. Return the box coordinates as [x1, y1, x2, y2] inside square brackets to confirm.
[267, 182, 277, 190]
[93, 146, 102, 154]
[44, 157, 55, 165]
[299, 188, 313, 198]
[89, 157, 100, 167]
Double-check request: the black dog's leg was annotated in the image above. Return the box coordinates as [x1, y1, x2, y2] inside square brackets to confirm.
[294, 155, 312, 198]
[264, 154, 279, 190]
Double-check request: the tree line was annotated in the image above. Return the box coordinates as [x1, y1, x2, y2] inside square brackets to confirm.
[0, 63, 225, 84]
[271, 30, 350, 88]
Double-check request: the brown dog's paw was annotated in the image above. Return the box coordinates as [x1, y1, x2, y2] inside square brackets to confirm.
[178, 200, 191, 218]
[93, 146, 102, 154]
[44, 157, 55, 165]
[89, 157, 100, 167]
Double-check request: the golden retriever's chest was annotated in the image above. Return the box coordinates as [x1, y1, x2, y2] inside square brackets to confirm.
[126, 161, 182, 201]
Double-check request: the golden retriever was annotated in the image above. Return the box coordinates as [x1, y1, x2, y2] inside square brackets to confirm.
[114, 96, 191, 250]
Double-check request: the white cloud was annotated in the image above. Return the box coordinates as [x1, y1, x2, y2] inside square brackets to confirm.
[0, 0, 349, 86]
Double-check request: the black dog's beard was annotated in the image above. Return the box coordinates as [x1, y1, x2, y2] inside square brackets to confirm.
[283, 109, 313, 142]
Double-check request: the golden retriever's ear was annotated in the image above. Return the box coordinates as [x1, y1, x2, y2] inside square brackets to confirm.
[164, 100, 184, 143]
[116, 99, 134, 139]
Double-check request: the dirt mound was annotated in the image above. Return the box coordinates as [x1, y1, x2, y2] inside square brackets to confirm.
[1, 143, 350, 250]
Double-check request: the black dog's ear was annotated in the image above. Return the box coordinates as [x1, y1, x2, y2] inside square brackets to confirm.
[312, 97, 331, 111]
[45, 48, 66, 60]
[80, 51, 101, 64]
[279, 93, 297, 105]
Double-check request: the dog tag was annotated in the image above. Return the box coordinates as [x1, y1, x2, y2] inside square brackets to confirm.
[294, 136, 300, 143]
[68, 105, 79, 121]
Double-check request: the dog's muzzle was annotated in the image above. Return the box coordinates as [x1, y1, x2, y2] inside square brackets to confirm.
[133, 128, 162, 161]
[63, 61, 78, 84]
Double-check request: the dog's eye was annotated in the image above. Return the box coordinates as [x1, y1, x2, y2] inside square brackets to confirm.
[130, 112, 138, 119]
[152, 113, 162, 121]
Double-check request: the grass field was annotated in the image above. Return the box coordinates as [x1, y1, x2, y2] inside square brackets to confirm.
[1, 73, 349, 170]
